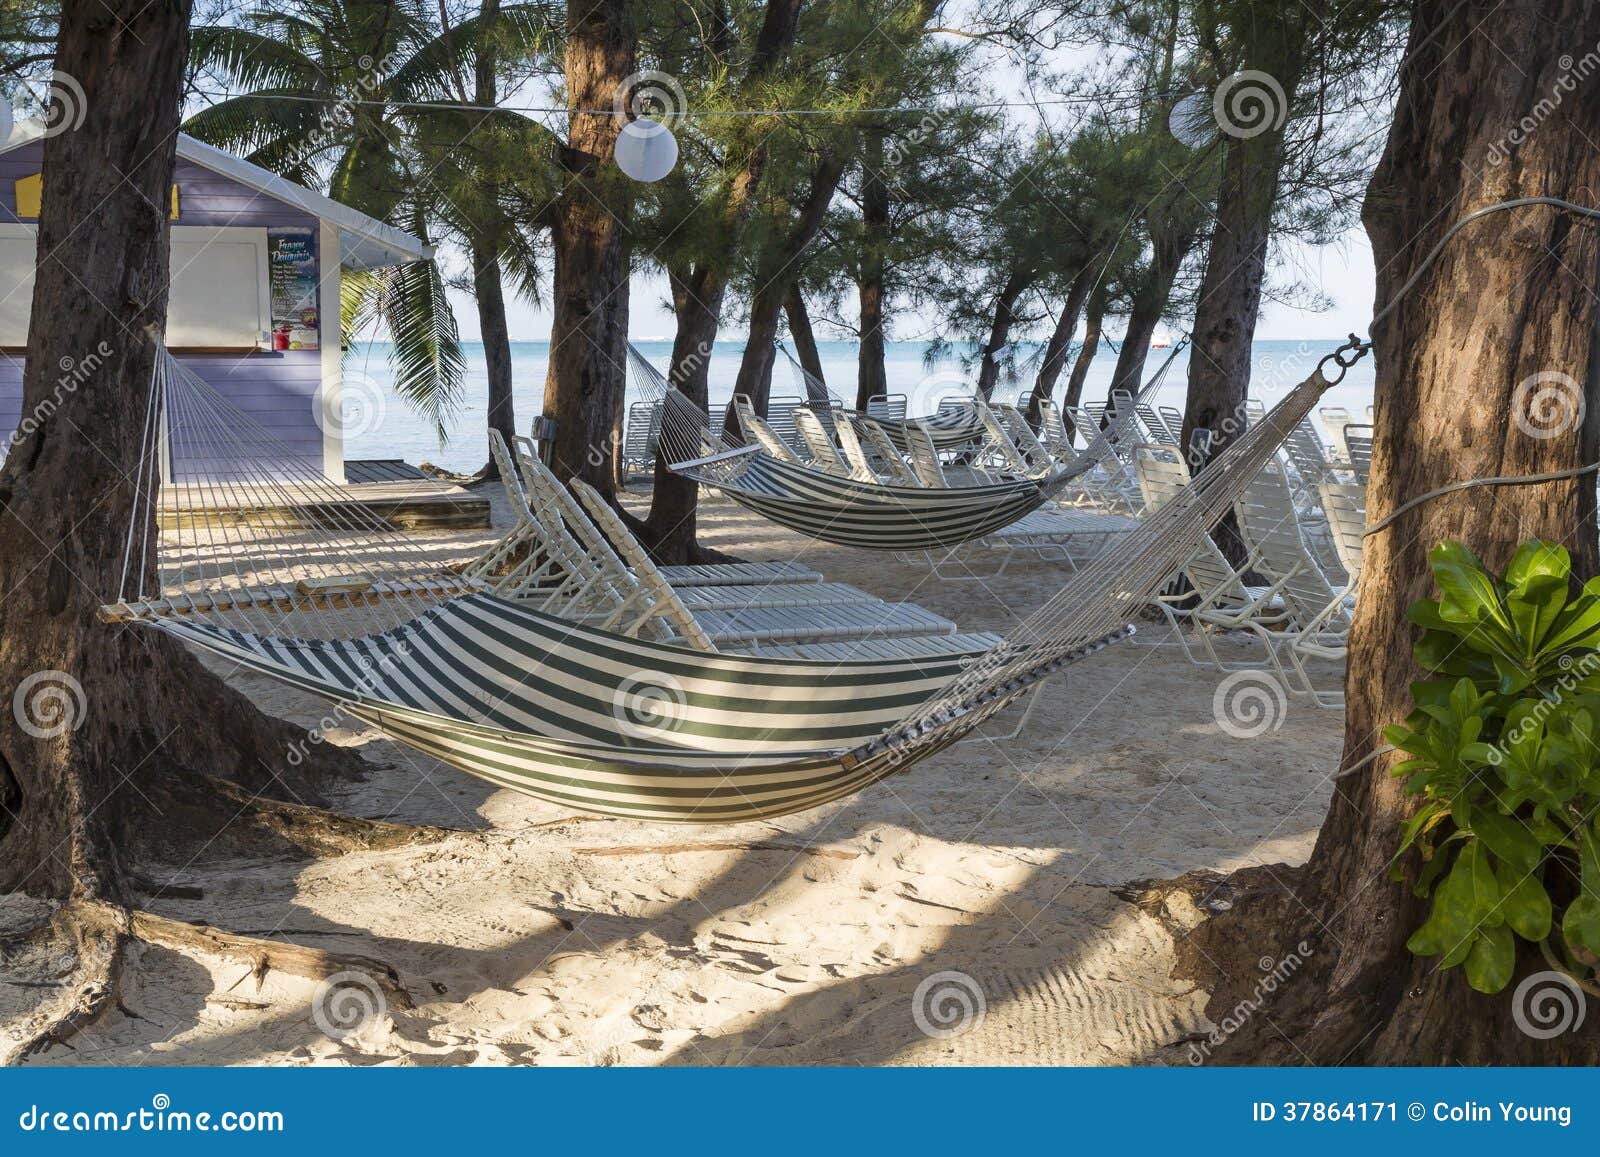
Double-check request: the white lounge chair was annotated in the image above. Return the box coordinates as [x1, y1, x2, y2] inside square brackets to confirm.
[1234, 458, 1355, 707]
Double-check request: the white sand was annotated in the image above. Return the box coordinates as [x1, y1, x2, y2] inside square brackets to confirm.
[6, 488, 1342, 1066]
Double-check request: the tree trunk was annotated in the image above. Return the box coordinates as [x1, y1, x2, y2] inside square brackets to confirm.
[0, 0, 353, 911]
[1201, 0, 1600, 1066]
[637, 272, 722, 565]
[641, 0, 806, 563]
[469, 0, 515, 481]
[1180, 24, 1306, 470]
[540, 0, 633, 497]
[1061, 289, 1105, 437]
[785, 284, 826, 391]
[731, 153, 848, 416]
[470, 232, 517, 478]
[1025, 265, 1092, 425]
[975, 268, 1033, 399]
[856, 131, 890, 410]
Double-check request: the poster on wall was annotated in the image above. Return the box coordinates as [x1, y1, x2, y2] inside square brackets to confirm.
[267, 227, 320, 350]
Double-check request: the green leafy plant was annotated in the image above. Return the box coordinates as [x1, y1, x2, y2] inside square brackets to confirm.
[1387, 540, 1600, 992]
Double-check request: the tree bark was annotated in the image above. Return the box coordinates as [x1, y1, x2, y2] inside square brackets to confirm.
[1061, 289, 1105, 437]
[975, 268, 1034, 399]
[471, 232, 517, 477]
[785, 284, 826, 391]
[855, 130, 890, 410]
[540, 0, 633, 497]
[641, 0, 805, 564]
[469, 0, 516, 481]
[0, 0, 353, 908]
[1025, 265, 1092, 425]
[731, 153, 848, 417]
[1202, 0, 1600, 1066]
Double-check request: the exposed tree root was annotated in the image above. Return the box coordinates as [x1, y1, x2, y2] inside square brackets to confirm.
[571, 840, 859, 860]
[131, 770, 456, 868]
[117, 905, 412, 1009]
[2, 902, 126, 1064]
[3, 885, 418, 1064]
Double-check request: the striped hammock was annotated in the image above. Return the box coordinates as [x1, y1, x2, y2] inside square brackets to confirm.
[106, 342, 1358, 823]
[672, 442, 1088, 550]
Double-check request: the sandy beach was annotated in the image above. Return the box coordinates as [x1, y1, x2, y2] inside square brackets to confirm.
[5, 487, 1342, 1066]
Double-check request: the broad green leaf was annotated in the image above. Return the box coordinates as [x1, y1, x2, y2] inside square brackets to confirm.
[1497, 869, 1553, 942]
[1561, 896, 1600, 956]
[1430, 541, 1508, 631]
[1470, 811, 1542, 874]
[1464, 923, 1517, 993]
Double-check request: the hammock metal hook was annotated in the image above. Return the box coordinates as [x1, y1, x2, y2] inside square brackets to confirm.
[1316, 333, 1370, 386]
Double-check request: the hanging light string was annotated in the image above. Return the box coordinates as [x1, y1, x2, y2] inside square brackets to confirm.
[190, 89, 1199, 120]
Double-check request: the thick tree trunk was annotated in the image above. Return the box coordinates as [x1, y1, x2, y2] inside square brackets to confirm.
[785, 285, 826, 390]
[1061, 290, 1105, 437]
[731, 154, 848, 416]
[0, 0, 351, 908]
[975, 268, 1033, 399]
[470, 231, 517, 477]
[1202, 0, 1600, 1066]
[856, 131, 890, 410]
[1025, 266, 1092, 424]
[1107, 220, 1196, 404]
[540, 0, 633, 497]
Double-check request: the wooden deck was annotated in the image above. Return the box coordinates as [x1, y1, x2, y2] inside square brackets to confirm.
[158, 460, 490, 532]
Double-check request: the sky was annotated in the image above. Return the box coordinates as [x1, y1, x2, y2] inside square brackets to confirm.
[431, 19, 1385, 348]
[440, 224, 1379, 346]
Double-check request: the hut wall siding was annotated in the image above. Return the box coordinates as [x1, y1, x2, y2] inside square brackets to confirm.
[0, 140, 332, 477]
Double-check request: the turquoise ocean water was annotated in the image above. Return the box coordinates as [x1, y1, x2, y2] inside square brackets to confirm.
[341, 337, 1379, 473]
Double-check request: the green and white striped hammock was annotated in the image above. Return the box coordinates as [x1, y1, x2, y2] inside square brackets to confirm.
[103, 342, 1360, 822]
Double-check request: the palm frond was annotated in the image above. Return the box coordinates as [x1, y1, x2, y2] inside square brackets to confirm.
[372, 259, 465, 442]
[189, 25, 327, 94]
[387, 4, 563, 101]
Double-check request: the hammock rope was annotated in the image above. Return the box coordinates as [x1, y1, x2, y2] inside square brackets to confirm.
[101, 333, 1362, 821]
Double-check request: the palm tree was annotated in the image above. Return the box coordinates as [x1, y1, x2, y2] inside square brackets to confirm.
[184, 0, 557, 443]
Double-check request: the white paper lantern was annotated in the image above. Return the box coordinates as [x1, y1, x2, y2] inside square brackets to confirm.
[1167, 90, 1217, 149]
[615, 118, 679, 183]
